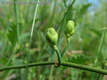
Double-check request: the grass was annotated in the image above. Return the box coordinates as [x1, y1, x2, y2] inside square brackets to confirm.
[0, 0, 107, 80]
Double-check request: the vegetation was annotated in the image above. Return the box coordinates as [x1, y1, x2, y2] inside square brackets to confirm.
[0, 0, 107, 80]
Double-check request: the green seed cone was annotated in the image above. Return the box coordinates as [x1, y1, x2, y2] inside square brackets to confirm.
[65, 20, 75, 38]
[46, 28, 58, 46]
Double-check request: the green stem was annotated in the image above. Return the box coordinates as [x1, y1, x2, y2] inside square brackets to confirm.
[14, 0, 19, 43]
[24, 0, 39, 79]
[1, 62, 107, 74]
[94, 32, 105, 65]
[55, 47, 61, 66]
[61, 39, 69, 57]
[95, 62, 105, 80]
[49, 65, 54, 80]
[61, 45, 67, 57]
[29, 0, 39, 44]
[91, 31, 105, 80]
[24, 48, 30, 80]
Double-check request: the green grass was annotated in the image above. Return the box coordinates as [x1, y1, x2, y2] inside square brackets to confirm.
[0, 0, 107, 80]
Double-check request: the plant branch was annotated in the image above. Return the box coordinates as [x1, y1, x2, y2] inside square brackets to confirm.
[0, 62, 107, 75]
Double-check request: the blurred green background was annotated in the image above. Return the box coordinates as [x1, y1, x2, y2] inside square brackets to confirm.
[0, 0, 107, 80]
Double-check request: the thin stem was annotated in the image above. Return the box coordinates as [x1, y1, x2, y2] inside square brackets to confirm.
[29, 0, 39, 44]
[49, 65, 54, 80]
[61, 38, 70, 57]
[94, 32, 105, 65]
[91, 31, 105, 80]
[95, 62, 105, 80]
[95, 32, 105, 80]
[26, 0, 39, 65]
[14, 0, 19, 42]
[55, 47, 61, 66]
[25, 0, 39, 79]
[1, 62, 107, 75]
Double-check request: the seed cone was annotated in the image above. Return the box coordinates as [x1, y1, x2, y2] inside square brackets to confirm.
[65, 20, 75, 38]
[46, 28, 58, 46]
